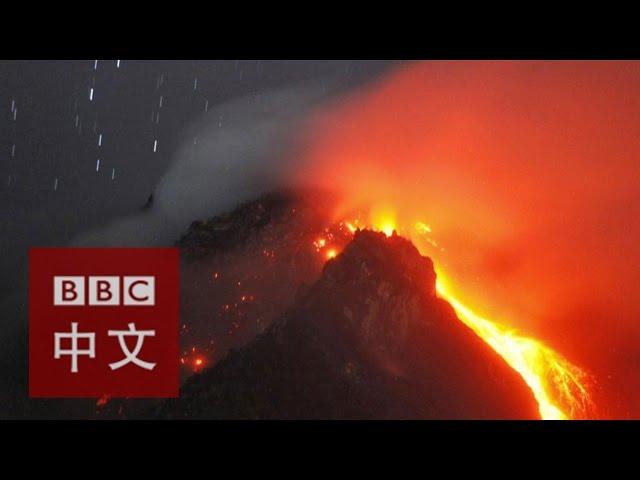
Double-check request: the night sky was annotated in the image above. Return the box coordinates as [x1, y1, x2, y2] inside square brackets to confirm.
[0, 60, 394, 295]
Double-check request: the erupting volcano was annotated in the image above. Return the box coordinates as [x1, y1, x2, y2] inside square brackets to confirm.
[97, 61, 640, 420]
[161, 217, 542, 419]
[149, 190, 593, 420]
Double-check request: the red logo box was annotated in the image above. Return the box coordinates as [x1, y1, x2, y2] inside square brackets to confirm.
[29, 248, 179, 398]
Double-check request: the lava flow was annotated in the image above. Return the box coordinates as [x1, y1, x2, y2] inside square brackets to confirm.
[434, 274, 592, 420]
[317, 217, 594, 420]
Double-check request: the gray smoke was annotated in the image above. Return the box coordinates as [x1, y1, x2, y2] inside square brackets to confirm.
[73, 83, 327, 247]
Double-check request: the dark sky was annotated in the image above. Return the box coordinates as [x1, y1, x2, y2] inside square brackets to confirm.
[0, 60, 395, 295]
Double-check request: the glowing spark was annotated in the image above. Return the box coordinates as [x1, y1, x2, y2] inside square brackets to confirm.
[415, 221, 432, 234]
[314, 238, 327, 249]
[326, 248, 337, 259]
[345, 221, 358, 233]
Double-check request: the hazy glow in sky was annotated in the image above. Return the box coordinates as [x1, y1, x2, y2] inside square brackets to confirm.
[296, 61, 640, 417]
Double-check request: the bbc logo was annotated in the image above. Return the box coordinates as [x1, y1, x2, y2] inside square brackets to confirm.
[54, 276, 155, 306]
[30, 248, 178, 398]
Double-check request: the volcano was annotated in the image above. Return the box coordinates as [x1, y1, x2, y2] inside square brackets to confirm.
[157, 208, 539, 419]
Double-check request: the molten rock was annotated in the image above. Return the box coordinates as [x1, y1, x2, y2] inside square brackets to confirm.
[158, 229, 539, 419]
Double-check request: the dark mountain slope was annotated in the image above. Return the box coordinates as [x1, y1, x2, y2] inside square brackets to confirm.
[158, 230, 539, 419]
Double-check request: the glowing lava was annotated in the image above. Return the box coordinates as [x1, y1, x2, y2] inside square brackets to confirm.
[435, 274, 592, 420]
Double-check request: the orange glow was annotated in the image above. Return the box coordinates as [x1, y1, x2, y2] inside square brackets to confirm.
[288, 61, 640, 417]
[192, 356, 206, 372]
[325, 248, 337, 259]
[415, 221, 431, 234]
[181, 351, 207, 373]
[345, 221, 358, 233]
[370, 206, 396, 237]
[380, 224, 395, 237]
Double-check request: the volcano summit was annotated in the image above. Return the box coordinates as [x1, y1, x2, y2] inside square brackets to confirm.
[158, 225, 539, 419]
